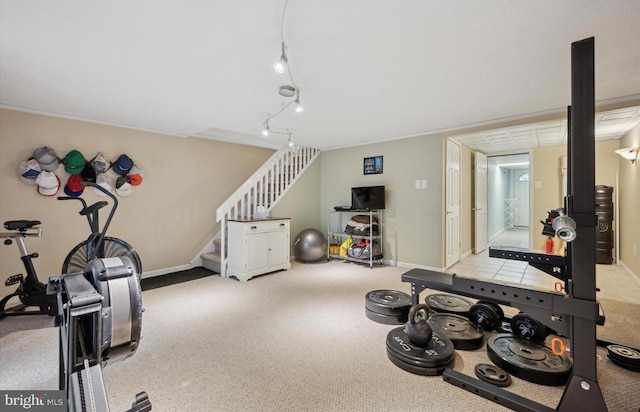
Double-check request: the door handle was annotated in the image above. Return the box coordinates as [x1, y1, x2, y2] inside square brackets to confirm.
[472, 208, 483, 211]
[446, 211, 453, 215]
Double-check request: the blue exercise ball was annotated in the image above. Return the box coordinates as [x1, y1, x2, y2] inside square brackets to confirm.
[294, 228, 327, 262]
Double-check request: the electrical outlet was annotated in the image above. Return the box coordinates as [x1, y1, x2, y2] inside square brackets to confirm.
[421, 179, 428, 189]
[415, 180, 421, 189]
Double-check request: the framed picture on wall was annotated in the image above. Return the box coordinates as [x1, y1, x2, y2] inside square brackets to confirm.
[364, 156, 383, 175]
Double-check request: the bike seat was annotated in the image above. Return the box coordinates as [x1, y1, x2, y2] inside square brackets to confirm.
[80, 201, 109, 216]
[4, 220, 41, 231]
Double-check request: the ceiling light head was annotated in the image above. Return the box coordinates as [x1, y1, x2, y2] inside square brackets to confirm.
[615, 147, 638, 164]
[294, 90, 304, 113]
[279, 85, 296, 98]
[273, 42, 288, 74]
[262, 121, 270, 136]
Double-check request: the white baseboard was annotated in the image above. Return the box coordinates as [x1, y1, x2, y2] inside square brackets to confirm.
[460, 249, 473, 260]
[395, 261, 444, 272]
[141, 264, 191, 279]
[618, 259, 640, 287]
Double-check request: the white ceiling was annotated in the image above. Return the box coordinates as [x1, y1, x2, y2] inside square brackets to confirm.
[1, 1, 640, 152]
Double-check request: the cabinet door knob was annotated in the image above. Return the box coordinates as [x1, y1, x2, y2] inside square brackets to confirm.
[250, 225, 257, 229]
[279, 223, 285, 226]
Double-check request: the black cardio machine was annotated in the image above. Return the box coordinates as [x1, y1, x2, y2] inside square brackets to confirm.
[1, 220, 57, 317]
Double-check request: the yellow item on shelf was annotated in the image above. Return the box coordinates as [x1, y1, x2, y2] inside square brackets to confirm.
[339, 236, 353, 257]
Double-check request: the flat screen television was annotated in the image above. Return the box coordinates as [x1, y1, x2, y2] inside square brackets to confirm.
[351, 185, 385, 210]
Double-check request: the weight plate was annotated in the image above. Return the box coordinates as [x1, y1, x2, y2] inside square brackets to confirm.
[511, 313, 549, 342]
[425, 294, 473, 315]
[365, 307, 407, 325]
[474, 363, 512, 387]
[365, 290, 412, 316]
[469, 302, 501, 331]
[386, 348, 452, 376]
[386, 327, 455, 368]
[496, 319, 513, 334]
[607, 354, 640, 372]
[478, 300, 504, 321]
[428, 313, 484, 350]
[607, 345, 640, 365]
[487, 333, 572, 386]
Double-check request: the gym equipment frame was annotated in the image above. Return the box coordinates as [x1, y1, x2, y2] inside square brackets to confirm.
[401, 37, 622, 411]
[48, 257, 151, 412]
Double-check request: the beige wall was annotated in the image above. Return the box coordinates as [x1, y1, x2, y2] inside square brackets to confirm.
[320, 134, 444, 269]
[618, 123, 640, 276]
[530, 139, 622, 253]
[0, 109, 276, 296]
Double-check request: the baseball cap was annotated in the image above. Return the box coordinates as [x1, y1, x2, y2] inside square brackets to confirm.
[81, 162, 97, 183]
[115, 176, 132, 197]
[64, 150, 86, 174]
[128, 165, 144, 186]
[92, 152, 111, 174]
[35, 171, 60, 196]
[94, 173, 113, 197]
[19, 159, 42, 185]
[64, 174, 85, 197]
[32, 147, 60, 171]
[113, 154, 134, 175]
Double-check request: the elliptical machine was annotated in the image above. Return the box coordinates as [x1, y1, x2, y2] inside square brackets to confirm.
[0, 220, 57, 318]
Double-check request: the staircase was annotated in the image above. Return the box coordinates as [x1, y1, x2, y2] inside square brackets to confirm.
[201, 145, 320, 276]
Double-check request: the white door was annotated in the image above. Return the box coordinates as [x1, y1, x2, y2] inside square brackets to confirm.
[445, 140, 460, 268]
[474, 152, 488, 254]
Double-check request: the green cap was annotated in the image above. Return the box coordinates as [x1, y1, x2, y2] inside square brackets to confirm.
[64, 150, 86, 174]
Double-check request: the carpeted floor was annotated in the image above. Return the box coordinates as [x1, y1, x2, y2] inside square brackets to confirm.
[1, 261, 639, 411]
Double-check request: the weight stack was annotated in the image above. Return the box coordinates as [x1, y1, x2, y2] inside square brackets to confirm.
[595, 185, 614, 264]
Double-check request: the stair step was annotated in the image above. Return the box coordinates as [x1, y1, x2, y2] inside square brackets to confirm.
[201, 252, 221, 273]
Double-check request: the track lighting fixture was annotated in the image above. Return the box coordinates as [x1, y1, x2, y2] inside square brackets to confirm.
[294, 90, 304, 113]
[274, 42, 288, 74]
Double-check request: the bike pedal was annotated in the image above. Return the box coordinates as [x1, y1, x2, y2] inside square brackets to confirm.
[5, 274, 24, 286]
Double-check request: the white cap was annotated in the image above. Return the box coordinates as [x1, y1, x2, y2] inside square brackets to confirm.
[19, 159, 42, 185]
[115, 176, 132, 197]
[94, 173, 113, 196]
[35, 171, 60, 196]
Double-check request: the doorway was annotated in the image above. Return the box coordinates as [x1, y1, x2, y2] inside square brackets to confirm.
[487, 153, 530, 248]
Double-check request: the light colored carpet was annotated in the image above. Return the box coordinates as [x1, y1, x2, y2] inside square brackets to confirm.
[1, 261, 639, 411]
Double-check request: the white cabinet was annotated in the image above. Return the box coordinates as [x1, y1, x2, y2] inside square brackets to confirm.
[227, 218, 291, 282]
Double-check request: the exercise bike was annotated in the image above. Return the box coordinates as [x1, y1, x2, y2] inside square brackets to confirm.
[1, 220, 57, 317]
[58, 181, 142, 275]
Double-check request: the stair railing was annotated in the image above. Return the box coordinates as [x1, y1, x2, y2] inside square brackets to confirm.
[215, 145, 320, 276]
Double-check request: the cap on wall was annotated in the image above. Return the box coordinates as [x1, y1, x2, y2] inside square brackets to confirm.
[115, 175, 132, 197]
[94, 173, 113, 197]
[64, 174, 85, 197]
[112, 154, 134, 176]
[92, 152, 111, 174]
[128, 165, 144, 186]
[64, 150, 87, 174]
[32, 147, 59, 171]
[81, 162, 97, 183]
[19, 159, 42, 185]
[35, 171, 60, 196]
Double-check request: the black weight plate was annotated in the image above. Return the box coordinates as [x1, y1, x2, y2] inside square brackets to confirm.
[365, 290, 412, 316]
[607, 345, 640, 366]
[386, 348, 452, 376]
[478, 300, 504, 321]
[487, 333, 572, 386]
[469, 302, 501, 331]
[511, 313, 549, 342]
[474, 363, 512, 387]
[386, 327, 455, 368]
[496, 320, 513, 334]
[607, 354, 640, 372]
[428, 313, 484, 350]
[365, 307, 407, 325]
[425, 294, 473, 315]
[387, 348, 450, 376]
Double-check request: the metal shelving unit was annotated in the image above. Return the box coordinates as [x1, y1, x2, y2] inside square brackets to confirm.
[327, 209, 383, 268]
